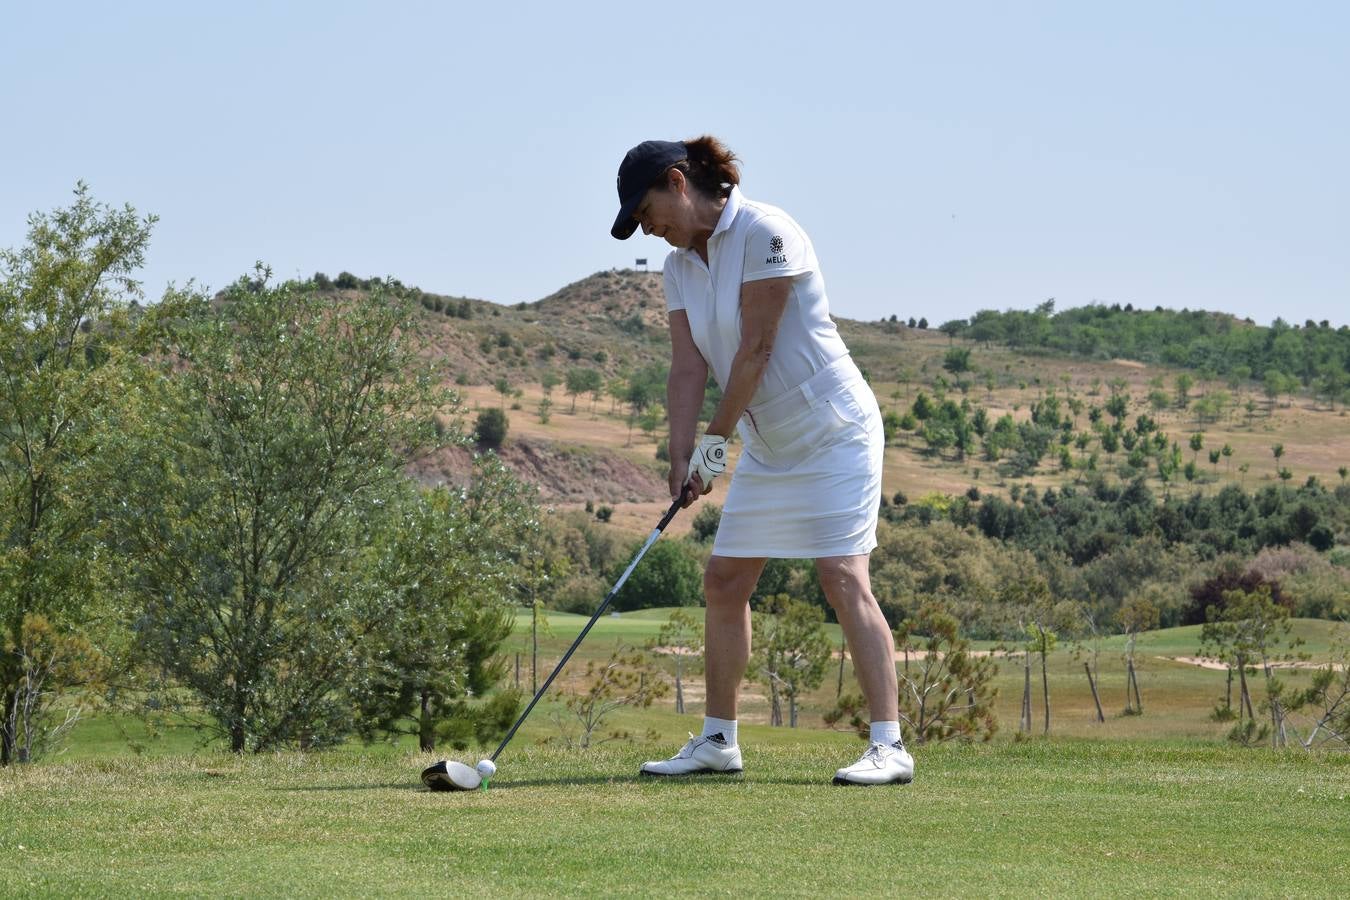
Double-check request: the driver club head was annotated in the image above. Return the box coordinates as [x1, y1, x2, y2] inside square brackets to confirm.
[421, 760, 482, 792]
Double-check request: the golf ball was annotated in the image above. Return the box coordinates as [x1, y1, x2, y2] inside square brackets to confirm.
[476, 759, 496, 778]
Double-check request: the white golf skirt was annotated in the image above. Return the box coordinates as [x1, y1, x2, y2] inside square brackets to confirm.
[713, 356, 883, 559]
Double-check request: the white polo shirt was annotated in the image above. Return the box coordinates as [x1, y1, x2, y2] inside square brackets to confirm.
[662, 186, 850, 409]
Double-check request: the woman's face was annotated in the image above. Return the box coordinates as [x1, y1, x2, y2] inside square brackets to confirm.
[634, 170, 695, 248]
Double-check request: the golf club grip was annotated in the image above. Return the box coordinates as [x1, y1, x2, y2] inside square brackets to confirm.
[489, 491, 687, 762]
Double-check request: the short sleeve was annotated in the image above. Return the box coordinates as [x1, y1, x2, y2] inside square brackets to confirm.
[741, 214, 812, 283]
[663, 254, 685, 312]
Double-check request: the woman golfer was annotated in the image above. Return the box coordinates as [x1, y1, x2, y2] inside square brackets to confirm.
[611, 136, 913, 786]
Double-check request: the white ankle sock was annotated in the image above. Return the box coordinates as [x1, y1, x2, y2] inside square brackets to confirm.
[703, 716, 737, 745]
[870, 721, 901, 746]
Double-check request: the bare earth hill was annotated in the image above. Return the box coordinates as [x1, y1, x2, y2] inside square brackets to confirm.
[394, 269, 1349, 527]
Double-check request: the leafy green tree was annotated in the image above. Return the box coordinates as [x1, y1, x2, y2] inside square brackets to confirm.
[608, 539, 701, 611]
[565, 367, 602, 413]
[689, 503, 722, 543]
[911, 391, 934, 421]
[638, 404, 664, 441]
[113, 267, 451, 752]
[1100, 427, 1120, 456]
[349, 460, 530, 752]
[1105, 392, 1129, 423]
[1174, 373, 1193, 410]
[5, 614, 110, 764]
[475, 407, 508, 448]
[750, 595, 832, 727]
[1189, 432, 1204, 464]
[942, 346, 972, 374]
[0, 184, 154, 765]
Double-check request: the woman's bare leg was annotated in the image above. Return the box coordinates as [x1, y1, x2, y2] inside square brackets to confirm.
[815, 554, 898, 722]
[702, 555, 767, 720]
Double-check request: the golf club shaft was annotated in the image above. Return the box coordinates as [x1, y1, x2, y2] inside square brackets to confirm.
[489, 489, 689, 762]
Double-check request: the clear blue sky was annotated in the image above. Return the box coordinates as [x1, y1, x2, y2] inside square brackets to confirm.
[3, 1, 1347, 327]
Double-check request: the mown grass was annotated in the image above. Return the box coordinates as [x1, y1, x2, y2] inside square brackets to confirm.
[4, 740, 1348, 897]
[55, 618, 1345, 764]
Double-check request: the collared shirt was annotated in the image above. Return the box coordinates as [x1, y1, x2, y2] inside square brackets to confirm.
[663, 186, 850, 408]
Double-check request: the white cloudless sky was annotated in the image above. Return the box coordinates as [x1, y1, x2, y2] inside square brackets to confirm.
[3, 1, 1346, 326]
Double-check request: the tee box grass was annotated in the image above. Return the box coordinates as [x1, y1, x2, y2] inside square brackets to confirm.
[3, 740, 1348, 897]
[6, 616, 1348, 896]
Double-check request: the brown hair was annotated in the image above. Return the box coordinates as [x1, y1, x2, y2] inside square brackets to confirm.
[667, 135, 740, 199]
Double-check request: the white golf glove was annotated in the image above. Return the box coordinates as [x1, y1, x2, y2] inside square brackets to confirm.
[686, 433, 728, 491]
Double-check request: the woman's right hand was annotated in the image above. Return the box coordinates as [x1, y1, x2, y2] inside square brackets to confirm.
[668, 462, 703, 508]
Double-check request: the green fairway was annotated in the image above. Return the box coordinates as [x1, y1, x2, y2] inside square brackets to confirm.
[4, 740, 1348, 897]
[9, 617, 1348, 896]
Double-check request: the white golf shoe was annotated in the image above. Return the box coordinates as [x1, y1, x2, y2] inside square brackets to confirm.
[832, 740, 915, 786]
[640, 733, 743, 777]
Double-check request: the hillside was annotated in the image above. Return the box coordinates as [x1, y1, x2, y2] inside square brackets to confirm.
[381, 269, 1349, 535]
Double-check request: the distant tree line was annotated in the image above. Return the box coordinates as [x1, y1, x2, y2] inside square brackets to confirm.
[938, 302, 1350, 403]
[881, 476, 1349, 634]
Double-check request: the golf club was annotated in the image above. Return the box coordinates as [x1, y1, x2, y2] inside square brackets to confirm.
[422, 486, 691, 791]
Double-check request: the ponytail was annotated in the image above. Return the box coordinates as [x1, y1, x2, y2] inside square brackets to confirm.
[671, 135, 740, 199]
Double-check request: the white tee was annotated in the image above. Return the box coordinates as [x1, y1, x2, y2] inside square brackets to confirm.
[662, 186, 850, 407]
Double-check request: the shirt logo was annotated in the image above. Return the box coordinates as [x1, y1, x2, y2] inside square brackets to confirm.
[765, 234, 788, 265]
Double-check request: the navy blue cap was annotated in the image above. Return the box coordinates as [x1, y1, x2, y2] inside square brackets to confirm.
[610, 140, 688, 240]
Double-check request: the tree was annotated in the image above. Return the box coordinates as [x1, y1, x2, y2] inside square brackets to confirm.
[1189, 432, 1204, 465]
[475, 407, 508, 448]
[690, 503, 722, 543]
[608, 539, 702, 611]
[113, 267, 451, 752]
[4, 614, 109, 764]
[750, 595, 832, 727]
[911, 391, 934, 421]
[942, 346, 972, 374]
[550, 644, 666, 748]
[348, 460, 530, 752]
[647, 609, 704, 715]
[1174, 373, 1193, 410]
[1117, 594, 1159, 715]
[638, 404, 664, 442]
[1283, 636, 1350, 751]
[1, 184, 155, 765]
[891, 603, 998, 744]
[1199, 584, 1303, 747]
[565, 367, 602, 414]
[494, 376, 512, 410]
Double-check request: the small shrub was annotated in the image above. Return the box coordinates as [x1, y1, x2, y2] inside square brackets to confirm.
[475, 408, 508, 448]
[595, 505, 613, 522]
